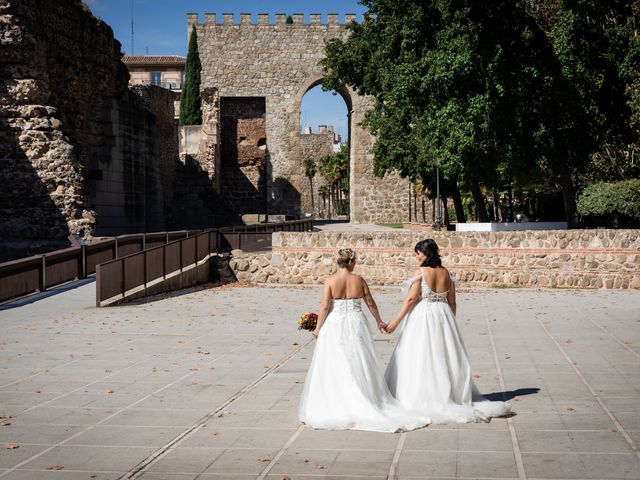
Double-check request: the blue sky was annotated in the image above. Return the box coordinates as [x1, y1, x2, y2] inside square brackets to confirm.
[89, 0, 367, 140]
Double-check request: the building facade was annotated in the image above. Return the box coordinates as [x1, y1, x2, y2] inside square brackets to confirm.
[122, 55, 185, 119]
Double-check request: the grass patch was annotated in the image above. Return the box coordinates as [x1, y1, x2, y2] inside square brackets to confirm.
[377, 223, 405, 229]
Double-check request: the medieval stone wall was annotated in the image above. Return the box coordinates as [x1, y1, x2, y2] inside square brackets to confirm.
[230, 229, 640, 289]
[220, 97, 267, 214]
[0, 0, 126, 250]
[299, 130, 333, 215]
[0, 0, 180, 258]
[91, 85, 178, 236]
[191, 13, 410, 223]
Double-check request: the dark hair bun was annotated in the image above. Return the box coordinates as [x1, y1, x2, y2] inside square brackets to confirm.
[414, 239, 442, 268]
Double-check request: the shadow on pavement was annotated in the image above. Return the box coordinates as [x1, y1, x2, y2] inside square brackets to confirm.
[483, 387, 541, 402]
[0, 276, 96, 311]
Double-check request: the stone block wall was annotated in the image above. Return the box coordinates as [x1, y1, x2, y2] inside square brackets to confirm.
[0, 0, 127, 247]
[91, 86, 178, 236]
[299, 130, 333, 215]
[220, 97, 267, 214]
[0, 0, 181, 258]
[191, 13, 411, 223]
[229, 229, 640, 289]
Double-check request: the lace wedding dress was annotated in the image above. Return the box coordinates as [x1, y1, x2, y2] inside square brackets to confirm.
[384, 269, 511, 424]
[299, 298, 430, 432]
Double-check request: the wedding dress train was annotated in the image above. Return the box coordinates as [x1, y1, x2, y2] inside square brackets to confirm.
[299, 298, 430, 432]
[384, 272, 511, 424]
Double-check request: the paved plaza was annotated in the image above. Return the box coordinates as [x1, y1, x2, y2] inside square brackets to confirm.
[0, 282, 639, 479]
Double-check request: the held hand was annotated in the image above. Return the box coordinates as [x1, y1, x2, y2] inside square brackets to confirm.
[385, 322, 399, 334]
[312, 328, 320, 338]
[377, 321, 388, 333]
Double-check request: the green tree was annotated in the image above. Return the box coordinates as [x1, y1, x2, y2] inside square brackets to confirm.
[322, 0, 562, 223]
[303, 158, 318, 212]
[319, 144, 349, 217]
[530, 0, 640, 223]
[179, 26, 202, 125]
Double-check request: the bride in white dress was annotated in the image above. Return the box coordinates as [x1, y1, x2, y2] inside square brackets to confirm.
[299, 248, 429, 432]
[384, 239, 511, 424]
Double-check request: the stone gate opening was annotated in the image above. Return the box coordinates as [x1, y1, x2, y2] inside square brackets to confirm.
[299, 83, 351, 219]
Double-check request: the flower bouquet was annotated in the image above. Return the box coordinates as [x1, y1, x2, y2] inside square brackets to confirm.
[298, 312, 318, 332]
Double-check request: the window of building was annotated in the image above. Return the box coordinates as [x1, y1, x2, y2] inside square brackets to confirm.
[150, 71, 161, 85]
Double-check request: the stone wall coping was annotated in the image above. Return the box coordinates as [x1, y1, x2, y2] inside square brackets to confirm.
[187, 12, 360, 26]
[272, 229, 640, 250]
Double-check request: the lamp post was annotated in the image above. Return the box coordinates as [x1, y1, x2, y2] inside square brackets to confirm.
[434, 156, 442, 231]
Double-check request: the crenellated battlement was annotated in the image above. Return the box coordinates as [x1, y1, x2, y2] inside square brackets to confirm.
[187, 12, 359, 27]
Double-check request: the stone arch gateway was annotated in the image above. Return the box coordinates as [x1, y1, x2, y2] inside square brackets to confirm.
[189, 12, 410, 223]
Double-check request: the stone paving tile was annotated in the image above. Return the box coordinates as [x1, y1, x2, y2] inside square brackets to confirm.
[18, 445, 156, 472]
[202, 448, 280, 474]
[146, 446, 224, 474]
[456, 451, 518, 478]
[396, 450, 457, 477]
[266, 448, 341, 476]
[65, 425, 187, 447]
[181, 427, 296, 449]
[0, 472, 119, 480]
[1, 284, 639, 479]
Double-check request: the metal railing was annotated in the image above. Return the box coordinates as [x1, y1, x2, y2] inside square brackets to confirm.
[0, 220, 313, 305]
[0, 229, 199, 304]
[95, 219, 313, 307]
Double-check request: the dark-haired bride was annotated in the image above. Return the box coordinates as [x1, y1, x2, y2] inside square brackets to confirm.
[384, 239, 512, 424]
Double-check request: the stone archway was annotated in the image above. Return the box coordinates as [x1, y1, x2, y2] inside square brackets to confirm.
[190, 12, 409, 223]
[295, 77, 353, 218]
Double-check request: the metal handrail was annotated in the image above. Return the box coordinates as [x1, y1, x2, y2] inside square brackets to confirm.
[1, 220, 314, 304]
[94, 219, 314, 306]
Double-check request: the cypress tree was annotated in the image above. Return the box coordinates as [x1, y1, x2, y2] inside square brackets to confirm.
[179, 26, 202, 125]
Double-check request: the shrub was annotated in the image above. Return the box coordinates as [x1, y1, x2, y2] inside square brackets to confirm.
[577, 179, 640, 227]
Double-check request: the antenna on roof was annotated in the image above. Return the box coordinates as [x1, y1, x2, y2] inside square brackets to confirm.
[130, 0, 134, 55]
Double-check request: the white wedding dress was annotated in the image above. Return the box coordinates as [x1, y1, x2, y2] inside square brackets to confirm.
[299, 298, 430, 432]
[384, 269, 511, 424]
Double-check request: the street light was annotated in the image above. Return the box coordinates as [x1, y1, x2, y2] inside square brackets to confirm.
[434, 156, 441, 231]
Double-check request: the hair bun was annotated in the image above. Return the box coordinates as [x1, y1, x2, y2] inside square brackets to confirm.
[336, 248, 356, 268]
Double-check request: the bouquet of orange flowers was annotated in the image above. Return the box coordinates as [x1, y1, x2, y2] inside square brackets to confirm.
[298, 312, 318, 331]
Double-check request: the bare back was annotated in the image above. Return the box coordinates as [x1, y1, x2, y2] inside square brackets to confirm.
[326, 271, 366, 299]
[421, 266, 451, 293]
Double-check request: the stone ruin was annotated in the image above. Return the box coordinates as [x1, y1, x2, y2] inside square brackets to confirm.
[0, 4, 418, 261]
[188, 12, 411, 223]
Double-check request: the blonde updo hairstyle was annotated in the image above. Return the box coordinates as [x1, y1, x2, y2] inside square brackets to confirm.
[336, 248, 357, 268]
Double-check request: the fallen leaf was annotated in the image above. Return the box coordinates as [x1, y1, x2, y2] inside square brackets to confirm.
[566, 407, 576, 411]
[46, 466, 64, 471]
[316, 464, 327, 470]
[4, 443, 19, 449]
[292, 342, 299, 346]
[0, 416, 11, 427]
[212, 432, 220, 436]
[257, 456, 271, 462]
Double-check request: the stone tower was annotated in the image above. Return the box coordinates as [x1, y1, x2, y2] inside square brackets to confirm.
[189, 12, 410, 223]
